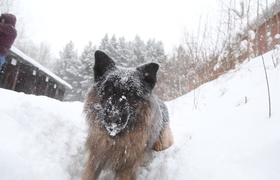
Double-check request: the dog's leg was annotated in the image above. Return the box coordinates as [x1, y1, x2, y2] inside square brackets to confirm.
[115, 166, 137, 180]
[153, 122, 174, 151]
[83, 153, 104, 180]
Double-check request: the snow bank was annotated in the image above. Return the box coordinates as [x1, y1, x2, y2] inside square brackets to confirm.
[0, 50, 280, 179]
[162, 57, 280, 179]
[0, 91, 86, 180]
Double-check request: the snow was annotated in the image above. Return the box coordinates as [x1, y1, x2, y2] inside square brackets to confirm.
[1, 50, 280, 179]
[249, 30, 256, 40]
[0, 92, 85, 180]
[275, 34, 280, 39]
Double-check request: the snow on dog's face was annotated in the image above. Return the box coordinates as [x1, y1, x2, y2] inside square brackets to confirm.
[93, 50, 159, 137]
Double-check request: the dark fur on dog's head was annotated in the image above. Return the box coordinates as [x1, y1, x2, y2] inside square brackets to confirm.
[92, 50, 159, 136]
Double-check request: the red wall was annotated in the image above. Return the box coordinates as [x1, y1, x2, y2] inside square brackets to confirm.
[253, 12, 280, 56]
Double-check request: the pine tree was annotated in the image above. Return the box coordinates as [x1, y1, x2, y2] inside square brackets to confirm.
[99, 34, 110, 53]
[132, 35, 146, 65]
[108, 34, 119, 59]
[79, 41, 96, 101]
[126, 41, 137, 67]
[146, 39, 167, 64]
[146, 38, 156, 62]
[155, 41, 167, 64]
[53, 41, 82, 101]
[117, 36, 134, 67]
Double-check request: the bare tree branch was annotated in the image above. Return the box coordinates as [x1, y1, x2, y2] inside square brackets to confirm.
[261, 54, 272, 118]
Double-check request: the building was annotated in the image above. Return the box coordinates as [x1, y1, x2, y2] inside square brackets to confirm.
[249, 2, 280, 56]
[0, 46, 72, 101]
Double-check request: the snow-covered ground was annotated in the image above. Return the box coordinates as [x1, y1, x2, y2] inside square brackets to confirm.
[1, 50, 280, 180]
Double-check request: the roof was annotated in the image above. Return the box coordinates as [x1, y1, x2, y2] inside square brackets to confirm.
[9, 46, 72, 89]
[250, 1, 280, 31]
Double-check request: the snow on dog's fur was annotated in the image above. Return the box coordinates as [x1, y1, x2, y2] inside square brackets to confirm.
[83, 50, 173, 180]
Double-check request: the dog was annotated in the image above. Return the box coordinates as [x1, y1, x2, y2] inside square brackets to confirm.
[83, 50, 174, 180]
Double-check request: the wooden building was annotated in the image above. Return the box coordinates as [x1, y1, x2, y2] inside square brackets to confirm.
[0, 46, 72, 101]
[249, 2, 280, 56]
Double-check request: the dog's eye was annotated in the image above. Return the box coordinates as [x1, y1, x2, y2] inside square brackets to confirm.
[128, 92, 134, 98]
[127, 91, 135, 101]
[105, 86, 114, 96]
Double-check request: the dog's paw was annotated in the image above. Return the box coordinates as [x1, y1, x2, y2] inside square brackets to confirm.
[153, 125, 174, 151]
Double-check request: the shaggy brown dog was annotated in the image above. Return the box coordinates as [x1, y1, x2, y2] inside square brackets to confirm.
[83, 50, 173, 180]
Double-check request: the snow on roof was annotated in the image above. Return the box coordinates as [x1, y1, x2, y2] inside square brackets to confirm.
[10, 46, 72, 89]
[250, 1, 280, 31]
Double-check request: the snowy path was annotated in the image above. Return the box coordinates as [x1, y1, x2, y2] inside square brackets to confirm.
[1, 50, 280, 179]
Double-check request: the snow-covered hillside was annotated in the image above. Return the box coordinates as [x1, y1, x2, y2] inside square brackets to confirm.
[1, 50, 280, 180]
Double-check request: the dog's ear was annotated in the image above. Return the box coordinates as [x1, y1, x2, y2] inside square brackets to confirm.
[94, 50, 116, 81]
[137, 62, 159, 89]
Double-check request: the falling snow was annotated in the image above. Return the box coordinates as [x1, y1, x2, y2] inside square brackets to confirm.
[0, 49, 280, 179]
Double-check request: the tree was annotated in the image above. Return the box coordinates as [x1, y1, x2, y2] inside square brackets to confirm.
[132, 35, 146, 65]
[53, 41, 82, 101]
[108, 34, 120, 60]
[79, 41, 96, 101]
[36, 42, 53, 68]
[0, 0, 18, 13]
[99, 33, 110, 53]
[145, 38, 156, 62]
[16, 40, 53, 68]
[145, 39, 166, 66]
[117, 36, 133, 67]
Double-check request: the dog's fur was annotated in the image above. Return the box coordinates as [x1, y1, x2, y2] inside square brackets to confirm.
[83, 50, 173, 180]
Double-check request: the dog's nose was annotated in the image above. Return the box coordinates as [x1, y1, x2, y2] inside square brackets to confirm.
[110, 117, 121, 124]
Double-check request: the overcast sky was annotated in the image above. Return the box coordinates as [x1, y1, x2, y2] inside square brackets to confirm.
[19, 0, 218, 57]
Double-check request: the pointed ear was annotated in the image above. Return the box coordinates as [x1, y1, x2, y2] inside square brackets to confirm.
[137, 62, 159, 89]
[94, 50, 116, 81]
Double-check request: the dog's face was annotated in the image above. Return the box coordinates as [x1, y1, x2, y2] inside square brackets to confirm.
[93, 50, 159, 136]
